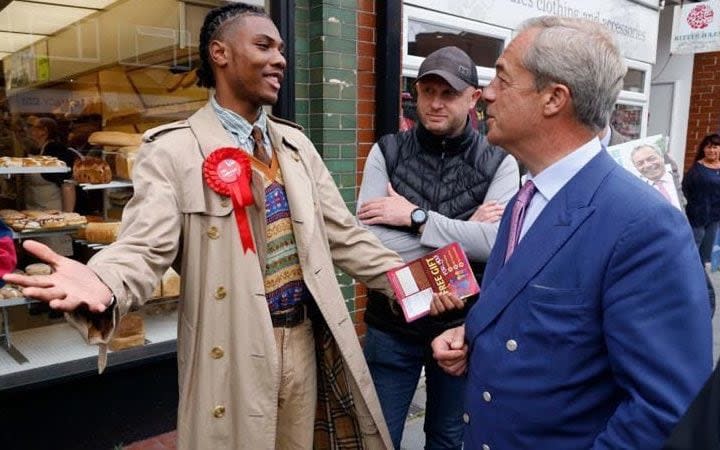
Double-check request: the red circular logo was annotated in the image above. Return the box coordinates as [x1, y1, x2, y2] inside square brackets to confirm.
[217, 159, 239, 183]
[687, 4, 714, 30]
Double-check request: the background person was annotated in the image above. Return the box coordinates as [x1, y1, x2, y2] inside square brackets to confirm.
[356, 45, 519, 449]
[431, 16, 711, 449]
[682, 133, 720, 269]
[5, 3, 403, 449]
[631, 143, 683, 210]
[25, 117, 79, 212]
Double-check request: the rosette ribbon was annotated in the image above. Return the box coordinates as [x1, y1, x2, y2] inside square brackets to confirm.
[203, 148, 255, 254]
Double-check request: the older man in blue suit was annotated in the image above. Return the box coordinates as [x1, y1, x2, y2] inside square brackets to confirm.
[432, 16, 712, 450]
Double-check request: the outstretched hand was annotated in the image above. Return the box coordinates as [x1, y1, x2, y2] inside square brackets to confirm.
[357, 183, 417, 227]
[3, 240, 112, 313]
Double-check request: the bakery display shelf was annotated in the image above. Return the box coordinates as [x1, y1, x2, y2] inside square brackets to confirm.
[0, 309, 178, 390]
[12, 225, 85, 239]
[0, 297, 39, 308]
[0, 166, 70, 175]
[80, 180, 133, 190]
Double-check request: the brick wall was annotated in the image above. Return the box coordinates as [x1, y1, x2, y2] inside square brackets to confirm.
[353, 0, 376, 338]
[685, 51, 720, 169]
[295, 0, 373, 335]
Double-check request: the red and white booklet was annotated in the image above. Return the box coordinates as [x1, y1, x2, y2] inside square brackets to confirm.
[387, 242, 479, 322]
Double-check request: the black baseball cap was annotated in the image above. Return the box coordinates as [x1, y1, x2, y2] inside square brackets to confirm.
[416, 46, 479, 91]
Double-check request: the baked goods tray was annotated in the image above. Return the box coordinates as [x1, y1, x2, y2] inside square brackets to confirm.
[12, 225, 85, 239]
[0, 297, 39, 308]
[0, 167, 70, 175]
[80, 180, 133, 190]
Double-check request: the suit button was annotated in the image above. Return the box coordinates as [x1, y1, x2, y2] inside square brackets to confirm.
[220, 198, 230, 207]
[214, 286, 227, 300]
[506, 339, 518, 352]
[462, 412, 469, 424]
[482, 445, 490, 450]
[210, 346, 224, 359]
[483, 391, 492, 402]
[207, 226, 220, 239]
[212, 405, 225, 418]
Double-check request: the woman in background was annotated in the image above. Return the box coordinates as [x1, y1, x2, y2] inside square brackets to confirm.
[682, 133, 720, 268]
[25, 117, 79, 212]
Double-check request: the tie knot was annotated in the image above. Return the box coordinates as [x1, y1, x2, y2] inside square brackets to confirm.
[517, 180, 536, 204]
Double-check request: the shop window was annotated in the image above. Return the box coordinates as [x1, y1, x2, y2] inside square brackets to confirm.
[611, 104, 643, 140]
[623, 68, 646, 93]
[407, 19, 504, 68]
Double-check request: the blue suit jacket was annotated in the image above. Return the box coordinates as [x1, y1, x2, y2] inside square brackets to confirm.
[464, 150, 712, 449]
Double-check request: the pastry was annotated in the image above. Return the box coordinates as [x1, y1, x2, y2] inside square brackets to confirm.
[25, 263, 52, 275]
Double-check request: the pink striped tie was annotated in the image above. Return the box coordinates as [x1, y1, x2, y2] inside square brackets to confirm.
[653, 180, 672, 203]
[505, 180, 536, 263]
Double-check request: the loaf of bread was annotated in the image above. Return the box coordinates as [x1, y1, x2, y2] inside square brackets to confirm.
[85, 222, 121, 244]
[161, 267, 181, 297]
[88, 131, 143, 147]
[114, 147, 138, 180]
[109, 312, 145, 351]
[73, 157, 113, 184]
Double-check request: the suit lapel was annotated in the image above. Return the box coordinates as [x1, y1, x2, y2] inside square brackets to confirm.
[471, 151, 618, 334]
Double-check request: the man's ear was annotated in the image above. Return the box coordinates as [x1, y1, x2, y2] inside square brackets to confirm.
[469, 87, 483, 108]
[209, 40, 229, 67]
[542, 83, 571, 117]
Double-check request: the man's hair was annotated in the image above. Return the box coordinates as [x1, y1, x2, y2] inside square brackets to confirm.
[517, 16, 627, 133]
[630, 143, 662, 163]
[694, 133, 720, 162]
[196, 2, 268, 88]
[35, 117, 60, 141]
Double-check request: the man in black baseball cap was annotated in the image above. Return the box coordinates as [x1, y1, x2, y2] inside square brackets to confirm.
[356, 45, 519, 449]
[416, 45, 480, 91]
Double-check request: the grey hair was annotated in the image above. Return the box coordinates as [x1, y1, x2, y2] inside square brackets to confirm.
[631, 143, 662, 160]
[517, 16, 627, 132]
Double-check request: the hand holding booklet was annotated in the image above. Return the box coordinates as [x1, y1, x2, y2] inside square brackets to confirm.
[387, 242, 479, 322]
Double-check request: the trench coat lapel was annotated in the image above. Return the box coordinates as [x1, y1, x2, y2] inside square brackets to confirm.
[187, 103, 267, 267]
[470, 151, 617, 334]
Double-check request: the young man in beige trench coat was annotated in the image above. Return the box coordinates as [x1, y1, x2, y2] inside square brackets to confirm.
[4, 3, 403, 449]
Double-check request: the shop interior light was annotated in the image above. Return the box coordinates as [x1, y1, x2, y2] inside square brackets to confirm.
[0, 0, 120, 53]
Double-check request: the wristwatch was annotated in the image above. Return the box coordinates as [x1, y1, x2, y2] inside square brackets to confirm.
[410, 207, 428, 233]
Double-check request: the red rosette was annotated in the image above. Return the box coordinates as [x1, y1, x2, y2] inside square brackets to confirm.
[203, 148, 255, 254]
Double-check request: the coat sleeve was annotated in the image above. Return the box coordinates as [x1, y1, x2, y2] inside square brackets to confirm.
[66, 136, 183, 344]
[592, 204, 713, 449]
[305, 142, 403, 297]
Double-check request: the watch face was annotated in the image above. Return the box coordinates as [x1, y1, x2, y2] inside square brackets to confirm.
[411, 208, 427, 224]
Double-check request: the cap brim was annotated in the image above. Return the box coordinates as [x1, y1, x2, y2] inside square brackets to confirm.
[416, 70, 473, 91]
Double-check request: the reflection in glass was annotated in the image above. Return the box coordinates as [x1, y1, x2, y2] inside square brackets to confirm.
[407, 19, 503, 68]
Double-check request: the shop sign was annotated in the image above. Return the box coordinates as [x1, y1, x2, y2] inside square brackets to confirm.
[671, 0, 720, 55]
[405, 0, 660, 63]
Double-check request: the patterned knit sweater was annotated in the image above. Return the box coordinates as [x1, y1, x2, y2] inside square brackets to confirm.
[253, 158, 307, 312]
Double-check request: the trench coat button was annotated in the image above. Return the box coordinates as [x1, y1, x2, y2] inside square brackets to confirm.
[214, 286, 227, 300]
[220, 198, 230, 207]
[482, 445, 490, 450]
[210, 346, 224, 359]
[483, 391, 492, 402]
[462, 412, 470, 424]
[213, 405, 225, 418]
[207, 226, 220, 239]
[506, 339, 518, 352]
[291, 152, 300, 161]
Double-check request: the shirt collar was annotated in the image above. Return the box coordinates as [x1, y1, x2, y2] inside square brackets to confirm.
[210, 95, 268, 147]
[526, 137, 602, 203]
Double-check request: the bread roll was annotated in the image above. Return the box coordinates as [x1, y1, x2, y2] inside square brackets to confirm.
[25, 263, 52, 275]
[85, 222, 121, 244]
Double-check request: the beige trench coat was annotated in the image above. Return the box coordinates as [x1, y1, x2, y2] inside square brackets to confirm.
[69, 104, 402, 449]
